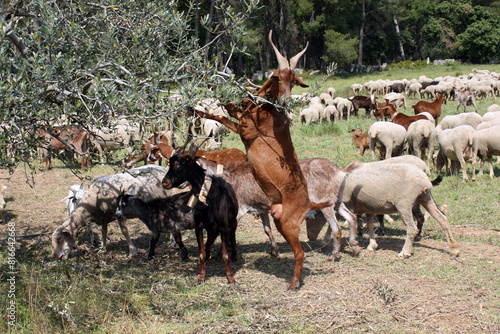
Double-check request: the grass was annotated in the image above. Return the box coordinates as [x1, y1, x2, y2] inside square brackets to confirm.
[1, 62, 500, 333]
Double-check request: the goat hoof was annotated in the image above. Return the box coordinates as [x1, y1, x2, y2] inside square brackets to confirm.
[328, 254, 341, 262]
[270, 249, 280, 257]
[351, 245, 362, 257]
[398, 252, 412, 259]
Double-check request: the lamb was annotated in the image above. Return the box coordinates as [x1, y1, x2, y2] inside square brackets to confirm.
[436, 113, 483, 134]
[368, 122, 406, 161]
[115, 189, 195, 260]
[338, 163, 459, 258]
[406, 120, 437, 171]
[51, 165, 172, 260]
[471, 125, 500, 179]
[436, 125, 475, 181]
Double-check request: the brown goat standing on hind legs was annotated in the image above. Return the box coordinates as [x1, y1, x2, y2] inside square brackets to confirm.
[194, 31, 333, 291]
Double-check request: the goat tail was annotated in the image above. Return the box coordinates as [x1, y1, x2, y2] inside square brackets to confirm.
[431, 175, 443, 186]
[343, 159, 361, 173]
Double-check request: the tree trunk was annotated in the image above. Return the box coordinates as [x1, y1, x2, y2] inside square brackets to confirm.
[393, 15, 405, 61]
[357, 0, 366, 65]
[204, 0, 216, 58]
[194, 0, 200, 39]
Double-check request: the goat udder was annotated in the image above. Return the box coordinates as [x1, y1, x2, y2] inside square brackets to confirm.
[271, 204, 283, 220]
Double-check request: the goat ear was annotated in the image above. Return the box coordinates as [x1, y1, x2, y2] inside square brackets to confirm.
[295, 77, 309, 88]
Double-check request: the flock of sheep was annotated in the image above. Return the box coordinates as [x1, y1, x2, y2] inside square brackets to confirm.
[299, 69, 500, 183]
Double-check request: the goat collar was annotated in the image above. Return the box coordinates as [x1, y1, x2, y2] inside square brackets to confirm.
[186, 164, 224, 209]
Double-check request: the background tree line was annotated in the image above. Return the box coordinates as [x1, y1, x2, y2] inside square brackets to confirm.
[194, 0, 500, 74]
[0, 0, 499, 171]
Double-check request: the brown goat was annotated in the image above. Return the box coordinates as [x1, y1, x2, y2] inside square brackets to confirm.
[351, 128, 369, 156]
[381, 104, 433, 130]
[38, 125, 90, 170]
[412, 94, 446, 125]
[373, 101, 390, 121]
[194, 30, 332, 291]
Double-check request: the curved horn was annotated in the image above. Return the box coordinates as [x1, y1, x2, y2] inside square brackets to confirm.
[289, 41, 309, 70]
[268, 30, 289, 70]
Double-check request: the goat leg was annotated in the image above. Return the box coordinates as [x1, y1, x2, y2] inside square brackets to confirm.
[221, 233, 236, 284]
[173, 231, 189, 261]
[147, 230, 160, 260]
[195, 228, 207, 284]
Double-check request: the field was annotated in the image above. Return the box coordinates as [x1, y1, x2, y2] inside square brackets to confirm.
[1, 63, 500, 333]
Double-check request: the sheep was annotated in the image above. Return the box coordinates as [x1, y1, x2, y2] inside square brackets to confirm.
[0, 183, 6, 223]
[436, 125, 475, 181]
[51, 165, 172, 260]
[471, 125, 500, 179]
[161, 146, 239, 285]
[319, 92, 332, 104]
[338, 163, 459, 258]
[476, 118, 500, 131]
[351, 83, 363, 95]
[383, 92, 406, 111]
[406, 120, 437, 171]
[486, 104, 500, 114]
[115, 189, 195, 260]
[408, 82, 422, 99]
[299, 108, 321, 126]
[482, 110, 500, 122]
[322, 105, 339, 123]
[368, 122, 406, 161]
[327, 87, 336, 98]
[423, 85, 437, 100]
[336, 98, 354, 120]
[435, 112, 483, 134]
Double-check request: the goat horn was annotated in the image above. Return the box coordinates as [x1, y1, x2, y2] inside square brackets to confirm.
[246, 78, 261, 89]
[268, 30, 289, 70]
[289, 41, 309, 70]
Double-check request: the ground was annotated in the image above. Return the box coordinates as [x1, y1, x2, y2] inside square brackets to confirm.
[0, 164, 499, 333]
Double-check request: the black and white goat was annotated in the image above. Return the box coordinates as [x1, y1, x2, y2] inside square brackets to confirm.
[161, 143, 239, 285]
[115, 189, 195, 260]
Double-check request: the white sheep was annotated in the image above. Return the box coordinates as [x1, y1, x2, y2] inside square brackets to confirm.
[322, 105, 339, 123]
[339, 163, 459, 258]
[476, 118, 500, 131]
[368, 122, 406, 161]
[406, 120, 436, 171]
[357, 155, 430, 175]
[482, 110, 500, 122]
[408, 82, 422, 99]
[486, 104, 500, 114]
[52, 165, 172, 260]
[336, 98, 353, 120]
[327, 87, 336, 98]
[351, 83, 363, 95]
[435, 112, 483, 134]
[436, 125, 475, 181]
[383, 92, 406, 110]
[299, 108, 321, 125]
[472, 125, 500, 179]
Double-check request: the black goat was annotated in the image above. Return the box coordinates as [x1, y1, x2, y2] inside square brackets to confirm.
[161, 144, 238, 285]
[115, 190, 195, 260]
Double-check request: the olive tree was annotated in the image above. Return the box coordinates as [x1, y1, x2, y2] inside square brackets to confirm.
[0, 0, 259, 173]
